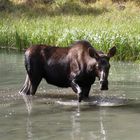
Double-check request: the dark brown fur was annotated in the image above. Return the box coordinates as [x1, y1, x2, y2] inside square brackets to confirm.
[19, 40, 116, 102]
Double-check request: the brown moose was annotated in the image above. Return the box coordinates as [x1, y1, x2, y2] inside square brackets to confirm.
[19, 40, 116, 102]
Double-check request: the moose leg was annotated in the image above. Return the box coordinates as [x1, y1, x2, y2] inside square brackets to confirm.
[27, 73, 42, 95]
[82, 86, 91, 98]
[19, 75, 31, 95]
[71, 80, 81, 94]
[71, 80, 83, 102]
[19, 74, 42, 95]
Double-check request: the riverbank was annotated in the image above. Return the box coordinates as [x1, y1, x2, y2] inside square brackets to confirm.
[0, 0, 140, 61]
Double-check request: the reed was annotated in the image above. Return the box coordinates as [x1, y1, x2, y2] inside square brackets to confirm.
[0, 0, 140, 61]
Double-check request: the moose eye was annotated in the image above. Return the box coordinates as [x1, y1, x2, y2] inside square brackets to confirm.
[100, 59, 107, 65]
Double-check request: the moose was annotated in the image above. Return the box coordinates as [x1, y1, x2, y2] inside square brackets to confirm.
[19, 40, 116, 102]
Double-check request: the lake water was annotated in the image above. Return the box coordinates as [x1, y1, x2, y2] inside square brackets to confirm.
[0, 49, 140, 140]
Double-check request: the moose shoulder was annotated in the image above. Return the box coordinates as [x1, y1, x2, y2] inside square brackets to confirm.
[19, 40, 116, 102]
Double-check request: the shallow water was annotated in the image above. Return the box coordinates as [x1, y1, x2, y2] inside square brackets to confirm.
[0, 50, 140, 140]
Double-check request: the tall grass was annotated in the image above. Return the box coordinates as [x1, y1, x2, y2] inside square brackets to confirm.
[0, 0, 140, 61]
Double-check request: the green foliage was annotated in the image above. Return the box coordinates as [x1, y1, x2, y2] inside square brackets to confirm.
[0, 0, 140, 61]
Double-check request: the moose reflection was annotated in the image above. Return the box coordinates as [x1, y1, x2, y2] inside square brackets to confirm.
[19, 40, 116, 102]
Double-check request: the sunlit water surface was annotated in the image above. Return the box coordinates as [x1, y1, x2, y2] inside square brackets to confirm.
[0, 50, 140, 140]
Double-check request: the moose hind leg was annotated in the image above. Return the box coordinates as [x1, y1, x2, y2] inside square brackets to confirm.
[19, 75, 31, 95]
[29, 75, 42, 95]
[19, 75, 42, 95]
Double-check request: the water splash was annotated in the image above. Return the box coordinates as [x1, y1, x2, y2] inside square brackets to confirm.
[21, 94, 33, 115]
[56, 94, 138, 107]
[21, 94, 34, 140]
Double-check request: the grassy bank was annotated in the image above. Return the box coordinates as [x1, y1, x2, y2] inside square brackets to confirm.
[0, 0, 140, 61]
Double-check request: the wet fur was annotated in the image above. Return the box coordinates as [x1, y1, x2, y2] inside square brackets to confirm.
[19, 40, 116, 102]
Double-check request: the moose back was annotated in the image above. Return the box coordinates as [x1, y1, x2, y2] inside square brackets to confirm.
[19, 40, 116, 102]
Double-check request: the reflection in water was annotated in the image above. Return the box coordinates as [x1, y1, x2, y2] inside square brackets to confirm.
[21, 95, 33, 140]
[71, 105, 108, 140]
[99, 110, 107, 140]
[71, 104, 81, 140]
[26, 116, 33, 140]
[22, 94, 33, 115]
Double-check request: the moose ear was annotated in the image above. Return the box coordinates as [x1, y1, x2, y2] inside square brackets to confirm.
[88, 47, 99, 59]
[107, 46, 116, 58]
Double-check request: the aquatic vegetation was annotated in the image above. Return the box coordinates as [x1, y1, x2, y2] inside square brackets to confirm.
[0, 0, 140, 61]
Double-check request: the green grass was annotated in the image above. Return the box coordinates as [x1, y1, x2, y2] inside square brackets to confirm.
[0, 0, 140, 61]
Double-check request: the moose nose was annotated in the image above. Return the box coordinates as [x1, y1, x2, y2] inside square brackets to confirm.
[100, 80, 108, 90]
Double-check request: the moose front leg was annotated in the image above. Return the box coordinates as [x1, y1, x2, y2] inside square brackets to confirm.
[71, 80, 83, 102]
[82, 86, 91, 99]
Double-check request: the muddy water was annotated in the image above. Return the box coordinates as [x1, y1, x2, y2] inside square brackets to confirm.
[0, 50, 140, 140]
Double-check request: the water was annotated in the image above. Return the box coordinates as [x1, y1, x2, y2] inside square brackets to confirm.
[0, 50, 140, 140]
